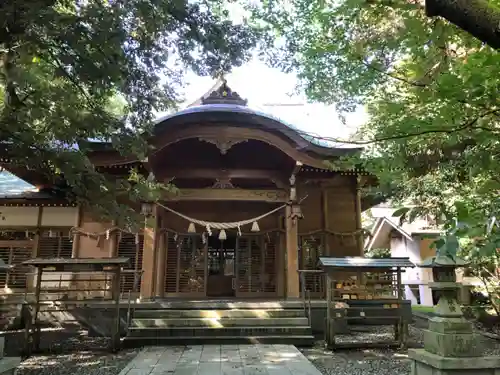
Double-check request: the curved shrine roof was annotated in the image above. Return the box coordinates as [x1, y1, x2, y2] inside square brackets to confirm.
[153, 80, 361, 157]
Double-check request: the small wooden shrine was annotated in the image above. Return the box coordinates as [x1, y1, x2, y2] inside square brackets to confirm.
[319, 257, 414, 348]
[0, 80, 380, 301]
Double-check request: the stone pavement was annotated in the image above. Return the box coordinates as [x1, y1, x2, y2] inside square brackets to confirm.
[118, 344, 322, 375]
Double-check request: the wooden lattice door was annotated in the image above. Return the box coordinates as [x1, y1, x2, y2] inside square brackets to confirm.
[299, 235, 326, 298]
[0, 231, 34, 290]
[164, 234, 206, 297]
[236, 234, 278, 298]
[117, 233, 144, 294]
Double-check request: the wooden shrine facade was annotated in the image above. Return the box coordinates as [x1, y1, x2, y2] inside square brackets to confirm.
[0, 81, 377, 299]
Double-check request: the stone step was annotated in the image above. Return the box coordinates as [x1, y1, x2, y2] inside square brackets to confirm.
[133, 301, 306, 310]
[122, 335, 315, 347]
[131, 317, 309, 328]
[133, 308, 306, 319]
[127, 326, 312, 338]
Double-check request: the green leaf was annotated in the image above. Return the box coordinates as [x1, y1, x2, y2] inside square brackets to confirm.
[392, 207, 411, 218]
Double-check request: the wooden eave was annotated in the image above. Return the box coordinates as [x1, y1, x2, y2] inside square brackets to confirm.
[0, 197, 76, 207]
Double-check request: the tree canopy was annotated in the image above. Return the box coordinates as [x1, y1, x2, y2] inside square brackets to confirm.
[0, 0, 260, 228]
[252, 0, 500, 270]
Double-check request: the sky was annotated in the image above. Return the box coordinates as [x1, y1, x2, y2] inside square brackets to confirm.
[175, 58, 368, 142]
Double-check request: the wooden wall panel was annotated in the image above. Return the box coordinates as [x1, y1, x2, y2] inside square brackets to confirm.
[326, 176, 359, 257]
[41, 207, 78, 227]
[0, 207, 39, 226]
[297, 186, 322, 233]
[77, 210, 113, 258]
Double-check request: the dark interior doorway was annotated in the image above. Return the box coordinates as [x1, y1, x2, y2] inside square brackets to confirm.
[206, 234, 236, 297]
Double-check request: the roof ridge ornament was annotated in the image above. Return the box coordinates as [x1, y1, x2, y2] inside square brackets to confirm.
[201, 79, 248, 106]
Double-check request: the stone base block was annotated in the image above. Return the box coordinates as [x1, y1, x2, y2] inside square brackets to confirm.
[408, 349, 500, 375]
[0, 357, 21, 375]
[423, 329, 482, 357]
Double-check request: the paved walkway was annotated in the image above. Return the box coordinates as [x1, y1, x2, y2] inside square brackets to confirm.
[118, 344, 322, 375]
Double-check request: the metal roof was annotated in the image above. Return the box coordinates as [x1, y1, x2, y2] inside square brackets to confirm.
[318, 257, 415, 269]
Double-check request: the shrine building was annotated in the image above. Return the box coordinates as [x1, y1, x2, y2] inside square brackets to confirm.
[0, 80, 376, 300]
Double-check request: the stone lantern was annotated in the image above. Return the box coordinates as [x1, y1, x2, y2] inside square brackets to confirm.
[408, 252, 500, 375]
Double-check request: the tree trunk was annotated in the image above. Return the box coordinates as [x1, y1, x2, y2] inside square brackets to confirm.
[426, 0, 500, 49]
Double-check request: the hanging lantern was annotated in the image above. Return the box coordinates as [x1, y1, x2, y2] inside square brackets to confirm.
[237, 225, 242, 237]
[187, 222, 196, 233]
[141, 202, 153, 216]
[251, 221, 260, 232]
[105, 229, 110, 240]
[206, 225, 212, 236]
[219, 229, 227, 240]
[290, 204, 303, 221]
[202, 232, 207, 244]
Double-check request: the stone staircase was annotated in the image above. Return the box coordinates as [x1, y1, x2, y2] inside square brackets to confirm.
[124, 301, 315, 346]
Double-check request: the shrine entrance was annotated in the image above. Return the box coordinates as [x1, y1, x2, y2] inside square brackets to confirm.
[207, 235, 236, 297]
[162, 231, 281, 298]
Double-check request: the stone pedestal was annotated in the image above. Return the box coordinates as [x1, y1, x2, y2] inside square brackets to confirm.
[409, 255, 500, 375]
[0, 336, 21, 375]
[409, 349, 500, 375]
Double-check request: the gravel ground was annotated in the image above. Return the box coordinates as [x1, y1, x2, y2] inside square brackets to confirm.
[302, 324, 500, 375]
[4, 323, 500, 375]
[3, 329, 138, 375]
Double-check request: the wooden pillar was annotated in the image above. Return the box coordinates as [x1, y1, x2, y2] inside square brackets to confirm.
[71, 205, 83, 258]
[27, 207, 44, 292]
[277, 216, 286, 298]
[286, 204, 300, 298]
[140, 205, 158, 299]
[286, 161, 302, 299]
[108, 220, 118, 257]
[155, 215, 166, 298]
[321, 187, 330, 255]
[354, 175, 363, 255]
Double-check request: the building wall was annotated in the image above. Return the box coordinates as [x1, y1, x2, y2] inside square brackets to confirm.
[298, 175, 360, 257]
[0, 206, 79, 227]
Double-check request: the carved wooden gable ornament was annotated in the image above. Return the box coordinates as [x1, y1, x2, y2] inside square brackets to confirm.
[201, 79, 248, 106]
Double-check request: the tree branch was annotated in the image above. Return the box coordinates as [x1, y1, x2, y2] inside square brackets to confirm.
[426, 0, 500, 50]
[296, 108, 500, 145]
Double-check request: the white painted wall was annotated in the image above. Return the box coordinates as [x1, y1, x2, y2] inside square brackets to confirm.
[0, 206, 78, 228]
[0, 207, 39, 226]
[390, 234, 434, 305]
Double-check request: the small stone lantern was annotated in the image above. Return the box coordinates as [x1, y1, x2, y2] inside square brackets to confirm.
[419, 254, 479, 357]
[409, 252, 500, 375]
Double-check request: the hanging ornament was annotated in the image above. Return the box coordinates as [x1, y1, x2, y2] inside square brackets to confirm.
[206, 225, 212, 236]
[202, 232, 207, 244]
[251, 221, 260, 232]
[48, 230, 54, 238]
[106, 229, 110, 240]
[237, 225, 242, 237]
[187, 222, 196, 233]
[25, 230, 29, 239]
[173, 233, 178, 241]
[219, 229, 227, 240]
